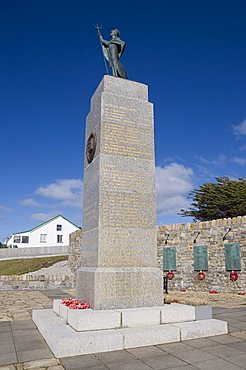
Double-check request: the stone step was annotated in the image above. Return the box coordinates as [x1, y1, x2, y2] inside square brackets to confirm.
[118, 324, 180, 348]
[53, 301, 205, 331]
[32, 309, 123, 358]
[32, 309, 228, 358]
[158, 303, 195, 324]
[173, 319, 228, 340]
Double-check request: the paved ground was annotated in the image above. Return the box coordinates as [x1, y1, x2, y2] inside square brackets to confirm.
[0, 289, 246, 369]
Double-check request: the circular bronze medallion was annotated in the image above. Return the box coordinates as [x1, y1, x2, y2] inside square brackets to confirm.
[86, 132, 97, 164]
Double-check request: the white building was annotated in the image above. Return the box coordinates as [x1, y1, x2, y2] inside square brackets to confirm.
[7, 215, 80, 248]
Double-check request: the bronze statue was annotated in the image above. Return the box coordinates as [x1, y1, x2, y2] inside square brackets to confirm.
[96, 25, 128, 79]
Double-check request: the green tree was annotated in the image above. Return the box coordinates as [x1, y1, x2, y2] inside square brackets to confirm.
[180, 177, 246, 221]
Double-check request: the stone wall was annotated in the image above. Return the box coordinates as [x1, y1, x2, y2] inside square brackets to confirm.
[158, 216, 246, 292]
[0, 274, 75, 290]
[67, 216, 246, 293]
[68, 229, 82, 276]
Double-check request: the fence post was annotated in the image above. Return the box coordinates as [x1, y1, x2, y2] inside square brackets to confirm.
[163, 275, 168, 294]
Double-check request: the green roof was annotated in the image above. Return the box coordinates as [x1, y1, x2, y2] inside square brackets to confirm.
[12, 215, 81, 235]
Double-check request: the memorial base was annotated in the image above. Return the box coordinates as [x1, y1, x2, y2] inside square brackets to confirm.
[76, 267, 163, 309]
[32, 301, 228, 358]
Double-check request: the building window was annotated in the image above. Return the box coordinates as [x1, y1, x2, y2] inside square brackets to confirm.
[56, 224, 62, 231]
[21, 236, 29, 243]
[13, 236, 21, 243]
[57, 235, 63, 243]
[40, 234, 47, 243]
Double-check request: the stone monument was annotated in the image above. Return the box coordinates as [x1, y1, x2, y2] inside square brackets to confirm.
[76, 75, 163, 309]
[32, 29, 228, 358]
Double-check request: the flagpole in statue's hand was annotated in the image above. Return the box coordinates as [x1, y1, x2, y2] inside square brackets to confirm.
[94, 24, 109, 75]
[95, 23, 101, 36]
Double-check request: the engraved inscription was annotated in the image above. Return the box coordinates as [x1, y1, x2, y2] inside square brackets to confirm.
[103, 104, 153, 127]
[102, 104, 154, 159]
[101, 191, 155, 228]
[103, 273, 161, 300]
[104, 122, 153, 159]
[83, 203, 97, 229]
[102, 163, 153, 193]
[100, 229, 157, 267]
[82, 232, 98, 252]
[83, 189, 98, 230]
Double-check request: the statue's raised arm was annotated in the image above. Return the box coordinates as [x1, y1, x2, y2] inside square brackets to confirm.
[96, 26, 128, 79]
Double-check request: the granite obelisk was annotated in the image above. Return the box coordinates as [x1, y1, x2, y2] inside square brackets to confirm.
[77, 75, 163, 309]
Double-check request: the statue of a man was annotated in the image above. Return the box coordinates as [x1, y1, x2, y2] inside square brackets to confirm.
[97, 29, 128, 79]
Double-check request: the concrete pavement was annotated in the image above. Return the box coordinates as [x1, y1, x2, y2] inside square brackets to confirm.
[0, 290, 245, 369]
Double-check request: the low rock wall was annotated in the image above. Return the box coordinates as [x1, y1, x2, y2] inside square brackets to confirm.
[68, 216, 246, 292]
[158, 216, 246, 292]
[0, 274, 76, 290]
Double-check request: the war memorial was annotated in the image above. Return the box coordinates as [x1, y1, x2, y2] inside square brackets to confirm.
[33, 28, 228, 358]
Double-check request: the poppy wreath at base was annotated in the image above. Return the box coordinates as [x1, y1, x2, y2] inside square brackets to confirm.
[197, 271, 206, 280]
[61, 298, 90, 309]
[230, 271, 239, 282]
[167, 271, 175, 280]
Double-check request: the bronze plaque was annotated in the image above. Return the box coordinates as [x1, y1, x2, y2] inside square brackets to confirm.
[193, 245, 208, 271]
[163, 247, 177, 271]
[224, 243, 241, 271]
[86, 132, 97, 164]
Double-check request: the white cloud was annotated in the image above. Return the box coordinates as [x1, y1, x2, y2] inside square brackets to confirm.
[211, 155, 228, 166]
[36, 178, 83, 208]
[239, 145, 246, 152]
[31, 211, 61, 221]
[198, 155, 228, 167]
[156, 163, 194, 215]
[197, 155, 246, 167]
[233, 157, 246, 165]
[233, 118, 246, 136]
[194, 164, 214, 180]
[0, 205, 12, 212]
[20, 198, 40, 207]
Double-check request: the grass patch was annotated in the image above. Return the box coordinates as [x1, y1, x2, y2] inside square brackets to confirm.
[0, 255, 68, 275]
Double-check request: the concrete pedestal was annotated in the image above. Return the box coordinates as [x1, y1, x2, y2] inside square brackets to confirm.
[77, 76, 163, 309]
[32, 302, 228, 358]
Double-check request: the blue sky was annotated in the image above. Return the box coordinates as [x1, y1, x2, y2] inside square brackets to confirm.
[0, 0, 245, 242]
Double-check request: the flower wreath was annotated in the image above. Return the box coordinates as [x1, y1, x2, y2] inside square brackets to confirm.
[62, 298, 90, 309]
[197, 271, 206, 280]
[230, 271, 239, 282]
[167, 271, 175, 280]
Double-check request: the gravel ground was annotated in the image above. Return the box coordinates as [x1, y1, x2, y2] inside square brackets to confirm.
[165, 290, 246, 307]
[26, 260, 73, 276]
